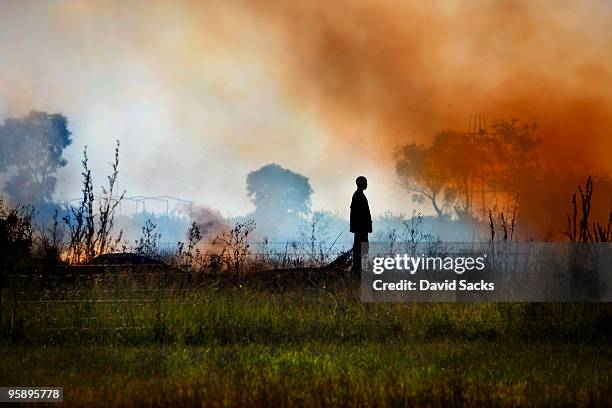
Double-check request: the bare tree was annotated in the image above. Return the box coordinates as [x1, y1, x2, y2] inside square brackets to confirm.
[394, 143, 447, 217]
[96, 141, 125, 255]
[213, 220, 256, 275]
[63, 147, 94, 263]
[565, 176, 611, 243]
[63, 142, 124, 263]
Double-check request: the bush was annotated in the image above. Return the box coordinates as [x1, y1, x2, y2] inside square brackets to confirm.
[0, 196, 35, 269]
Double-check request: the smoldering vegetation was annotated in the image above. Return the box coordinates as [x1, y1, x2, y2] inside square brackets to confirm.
[1, 110, 611, 275]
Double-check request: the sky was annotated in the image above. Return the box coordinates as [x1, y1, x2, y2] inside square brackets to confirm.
[1, 0, 612, 218]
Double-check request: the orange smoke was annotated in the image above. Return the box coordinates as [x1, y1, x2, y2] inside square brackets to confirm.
[3, 0, 612, 236]
[233, 0, 612, 236]
[236, 0, 612, 166]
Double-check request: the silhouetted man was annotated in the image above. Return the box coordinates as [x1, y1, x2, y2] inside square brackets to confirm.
[350, 176, 372, 272]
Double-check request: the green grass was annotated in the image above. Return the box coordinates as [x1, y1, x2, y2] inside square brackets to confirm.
[2, 341, 610, 407]
[1, 279, 611, 406]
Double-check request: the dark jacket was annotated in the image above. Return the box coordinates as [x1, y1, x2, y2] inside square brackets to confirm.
[350, 189, 372, 233]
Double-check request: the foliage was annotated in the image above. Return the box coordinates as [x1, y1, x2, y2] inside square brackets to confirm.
[96, 141, 125, 255]
[298, 211, 331, 266]
[0, 196, 35, 323]
[0, 196, 35, 268]
[0, 111, 72, 205]
[135, 219, 161, 258]
[395, 119, 540, 220]
[394, 142, 449, 217]
[213, 220, 256, 274]
[63, 142, 124, 262]
[33, 209, 65, 264]
[175, 222, 204, 270]
[247, 163, 313, 217]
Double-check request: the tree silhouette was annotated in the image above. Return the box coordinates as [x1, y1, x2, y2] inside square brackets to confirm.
[246, 163, 313, 218]
[395, 119, 540, 220]
[0, 111, 72, 205]
[394, 142, 448, 217]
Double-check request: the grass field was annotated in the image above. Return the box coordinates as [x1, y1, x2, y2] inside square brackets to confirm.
[1, 275, 611, 407]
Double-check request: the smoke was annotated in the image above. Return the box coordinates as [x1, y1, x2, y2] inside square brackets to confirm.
[190, 206, 228, 241]
[1, 0, 612, 234]
[236, 0, 612, 236]
[239, 0, 612, 166]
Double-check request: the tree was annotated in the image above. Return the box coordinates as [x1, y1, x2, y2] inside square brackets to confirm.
[394, 119, 540, 220]
[0, 111, 72, 205]
[246, 163, 313, 217]
[432, 130, 494, 219]
[491, 119, 540, 194]
[394, 142, 448, 217]
[0, 196, 35, 323]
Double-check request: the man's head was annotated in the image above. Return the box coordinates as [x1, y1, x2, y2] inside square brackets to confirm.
[356, 176, 368, 190]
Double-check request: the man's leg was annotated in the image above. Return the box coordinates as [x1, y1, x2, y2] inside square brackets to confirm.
[352, 233, 361, 271]
[352, 232, 368, 272]
[362, 233, 369, 264]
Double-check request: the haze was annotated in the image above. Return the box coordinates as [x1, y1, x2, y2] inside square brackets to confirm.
[2, 0, 611, 218]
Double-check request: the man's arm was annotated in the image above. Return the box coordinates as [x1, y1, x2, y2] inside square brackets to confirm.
[349, 192, 357, 232]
